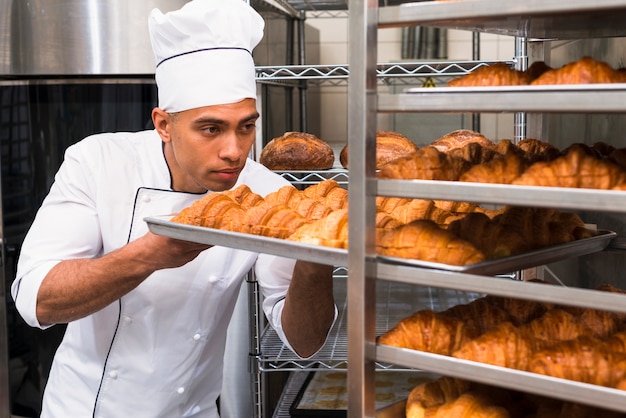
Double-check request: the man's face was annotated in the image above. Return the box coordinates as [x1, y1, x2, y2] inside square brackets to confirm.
[158, 98, 259, 193]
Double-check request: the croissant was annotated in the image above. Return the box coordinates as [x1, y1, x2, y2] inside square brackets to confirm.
[441, 298, 514, 335]
[433, 200, 480, 214]
[459, 150, 531, 184]
[447, 142, 498, 165]
[264, 185, 332, 220]
[453, 308, 596, 371]
[422, 392, 512, 418]
[378, 310, 477, 355]
[376, 219, 486, 265]
[516, 138, 560, 162]
[531, 56, 626, 85]
[376, 196, 414, 214]
[171, 192, 243, 231]
[241, 201, 309, 239]
[445, 212, 531, 259]
[528, 336, 626, 387]
[377, 146, 470, 181]
[447, 63, 531, 87]
[222, 184, 264, 209]
[483, 294, 550, 325]
[286, 208, 348, 248]
[302, 179, 348, 210]
[452, 321, 549, 370]
[406, 376, 473, 416]
[512, 144, 626, 189]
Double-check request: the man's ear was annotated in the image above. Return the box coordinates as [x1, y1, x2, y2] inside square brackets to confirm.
[152, 108, 171, 142]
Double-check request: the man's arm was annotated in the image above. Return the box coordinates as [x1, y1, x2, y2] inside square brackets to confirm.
[35, 232, 210, 326]
[280, 260, 335, 358]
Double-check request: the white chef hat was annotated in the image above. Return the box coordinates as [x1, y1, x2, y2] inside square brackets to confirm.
[148, 0, 264, 112]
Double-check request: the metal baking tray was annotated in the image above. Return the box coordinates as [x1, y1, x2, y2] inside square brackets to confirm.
[146, 216, 615, 275]
[144, 215, 348, 266]
[377, 229, 616, 276]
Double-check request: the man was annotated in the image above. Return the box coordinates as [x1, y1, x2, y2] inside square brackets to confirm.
[11, 1, 336, 417]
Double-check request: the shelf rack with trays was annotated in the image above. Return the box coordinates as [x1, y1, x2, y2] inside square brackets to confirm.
[347, 0, 626, 416]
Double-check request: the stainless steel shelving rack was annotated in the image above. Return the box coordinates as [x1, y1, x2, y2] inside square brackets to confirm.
[347, 0, 626, 416]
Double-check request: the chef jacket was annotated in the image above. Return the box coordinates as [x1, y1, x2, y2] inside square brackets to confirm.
[12, 130, 326, 418]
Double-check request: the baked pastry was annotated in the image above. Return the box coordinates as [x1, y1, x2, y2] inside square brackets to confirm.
[459, 150, 531, 184]
[512, 144, 626, 189]
[260, 131, 335, 170]
[528, 336, 626, 387]
[378, 310, 476, 355]
[430, 129, 494, 153]
[377, 146, 470, 181]
[447, 62, 530, 87]
[302, 179, 348, 210]
[531, 56, 626, 85]
[339, 130, 418, 169]
[376, 219, 486, 265]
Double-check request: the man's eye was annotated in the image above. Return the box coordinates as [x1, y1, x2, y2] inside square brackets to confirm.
[205, 126, 220, 134]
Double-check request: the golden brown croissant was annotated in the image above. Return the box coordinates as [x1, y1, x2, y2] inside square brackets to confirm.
[378, 310, 477, 355]
[531, 56, 626, 85]
[447, 142, 498, 165]
[483, 294, 550, 326]
[516, 138, 560, 162]
[171, 192, 243, 231]
[406, 376, 473, 416]
[286, 208, 348, 248]
[376, 219, 486, 265]
[528, 336, 626, 387]
[241, 201, 309, 239]
[441, 298, 514, 335]
[222, 184, 264, 209]
[433, 200, 480, 214]
[512, 144, 626, 189]
[422, 392, 512, 418]
[459, 150, 531, 184]
[377, 146, 470, 181]
[263, 185, 332, 220]
[302, 179, 349, 210]
[452, 321, 550, 370]
[447, 63, 531, 87]
[376, 196, 413, 214]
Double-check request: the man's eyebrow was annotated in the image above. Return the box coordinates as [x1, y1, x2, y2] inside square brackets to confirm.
[193, 112, 260, 126]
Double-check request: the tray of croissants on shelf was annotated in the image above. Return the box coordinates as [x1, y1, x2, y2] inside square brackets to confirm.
[146, 126, 620, 275]
[375, 282, 626, 417]
[405, 56, 626, 92]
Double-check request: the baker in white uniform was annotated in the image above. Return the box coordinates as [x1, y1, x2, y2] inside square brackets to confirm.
[11, 1, 336, 417]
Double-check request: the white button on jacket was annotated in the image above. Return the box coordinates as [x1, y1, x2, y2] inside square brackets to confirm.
[12, 130, 302, 418]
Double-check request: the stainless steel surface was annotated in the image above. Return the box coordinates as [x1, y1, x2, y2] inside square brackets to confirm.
[376, 264, 626, 315]
[384, 84, 626, 113]
[378, 0, 626, 39]
[376, 345, 626, 413]
[377, 230, 617, 276]
[348, 0, 379, 415]
[0, 0, 188, 75]
[378, 180, 626, 213]
[145, 216, 348, 267]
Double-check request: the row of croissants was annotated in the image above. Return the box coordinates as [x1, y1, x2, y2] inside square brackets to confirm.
[405, 374, 624, 418]
[377, 130, 626, 190]
[171, 178, 594, 266]
[378, 282, 626, 416]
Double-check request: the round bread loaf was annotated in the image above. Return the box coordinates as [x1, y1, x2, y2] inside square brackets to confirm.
[260, 131, 335, 170]
[339, 130, 418, 169]
[430, 130, 494, 153]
